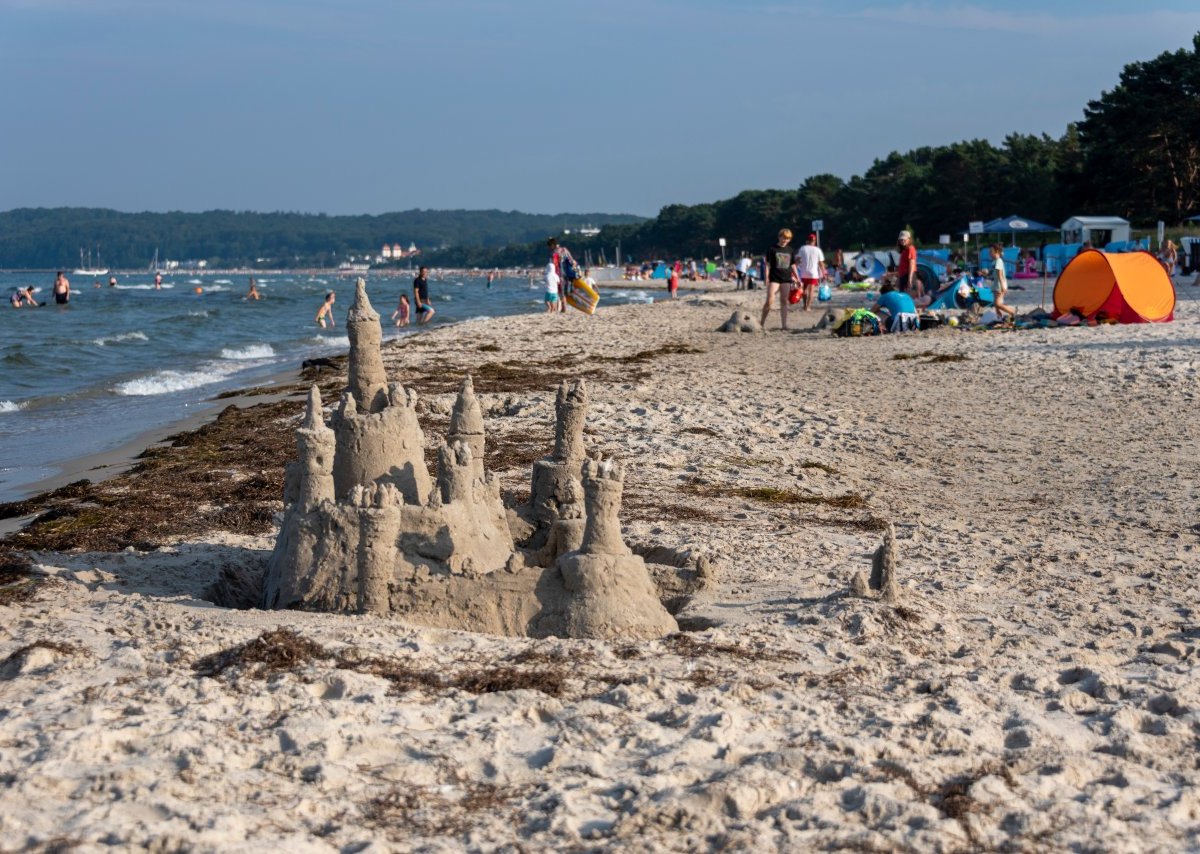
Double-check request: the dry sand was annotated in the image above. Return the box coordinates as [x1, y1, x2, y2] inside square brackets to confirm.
[2, 281, 1198, 851]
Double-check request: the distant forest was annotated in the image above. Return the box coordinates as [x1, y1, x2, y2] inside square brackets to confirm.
[4, 34, 1197, 270]
[0, 208, 645, 270]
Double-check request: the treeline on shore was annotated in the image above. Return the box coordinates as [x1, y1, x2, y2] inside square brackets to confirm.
[4, 34, 1197, 270]
[0, 208, 645, 270]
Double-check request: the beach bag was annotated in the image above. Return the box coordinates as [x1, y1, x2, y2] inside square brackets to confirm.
[561, 255, 579, 284]
[833, 309, 880, 338]
[817, 284, 832, 302]
[788, 287, 801, 305]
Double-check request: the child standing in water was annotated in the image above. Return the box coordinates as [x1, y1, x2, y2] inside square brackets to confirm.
[392, 293, 411, 327]
[315, 291, 336, 328]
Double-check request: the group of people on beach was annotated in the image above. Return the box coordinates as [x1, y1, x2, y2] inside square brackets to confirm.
[758, 228, 1022, 333]
[314, 267, 436, 329]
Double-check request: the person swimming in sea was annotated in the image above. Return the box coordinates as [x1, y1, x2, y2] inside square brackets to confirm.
[315, 291, 336, 328]
[247, 277, 261, 300]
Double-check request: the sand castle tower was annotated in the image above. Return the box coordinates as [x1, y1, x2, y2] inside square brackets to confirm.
[526, 379, 589, 551]
[557, 456, 677, 639]
[448, 376, 486, 481]
[330, 281, 432, 504]
[346, 278, 389, 413]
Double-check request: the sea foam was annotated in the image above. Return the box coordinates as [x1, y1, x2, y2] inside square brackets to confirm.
[116, 365, 236, 396]
[220, 343, 275, 360]
[0, 400, 23, 413]
[93, 331, 149, 346]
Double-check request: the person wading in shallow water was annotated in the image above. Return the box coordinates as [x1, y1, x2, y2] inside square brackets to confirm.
[413, 266, 435, 325]
[760, 229, 797, 331]
[53, 271, 71, 305]
[315, 291, 336, 328]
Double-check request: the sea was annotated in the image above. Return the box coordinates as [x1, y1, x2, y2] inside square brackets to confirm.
[0, 269, 657, 504]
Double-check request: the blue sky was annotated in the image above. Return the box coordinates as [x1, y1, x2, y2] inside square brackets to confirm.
[2, 0, 1198, 216]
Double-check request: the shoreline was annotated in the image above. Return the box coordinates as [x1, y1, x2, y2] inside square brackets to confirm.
[0, 282, 722, 512]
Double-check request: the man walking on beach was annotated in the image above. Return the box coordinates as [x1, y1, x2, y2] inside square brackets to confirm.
[413, 266, 435, 325]
[547, 237, 576, 313]
[760, 229, 797, 330]
[795, 233, 826, 311]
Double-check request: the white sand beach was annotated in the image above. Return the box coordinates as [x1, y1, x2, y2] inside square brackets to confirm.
[2, 282, 1198, 851]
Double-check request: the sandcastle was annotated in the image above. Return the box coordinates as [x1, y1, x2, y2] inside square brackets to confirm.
[261, 279, 678, 639]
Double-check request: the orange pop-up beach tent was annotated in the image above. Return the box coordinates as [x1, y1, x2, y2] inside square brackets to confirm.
[1053, 249, 1175, 323]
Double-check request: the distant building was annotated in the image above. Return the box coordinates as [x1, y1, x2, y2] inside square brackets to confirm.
[393, 243, 405, 258]
[381, 244, 394, 260]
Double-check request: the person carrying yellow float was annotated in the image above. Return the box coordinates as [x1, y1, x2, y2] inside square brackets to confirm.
[547, 237, 600, 315]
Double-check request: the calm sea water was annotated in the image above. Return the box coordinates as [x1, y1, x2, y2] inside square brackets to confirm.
[0, 269, 656, 503]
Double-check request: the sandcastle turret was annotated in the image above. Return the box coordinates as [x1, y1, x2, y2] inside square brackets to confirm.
[438, 441, 475, 505]
[851, 522, 901, 602]
[448, 376, 485, 481]
[580, 456, 629, 555]
[527, 379, 589, 549]
[346, 278, 389, 413]
[332, 383, 432, 504]
[295, 385, 335, 511]
[556, 455, 677, 639]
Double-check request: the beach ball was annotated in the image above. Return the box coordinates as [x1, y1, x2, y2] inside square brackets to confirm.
[948, 316, 959, 327]
[194, 286, 203, 294]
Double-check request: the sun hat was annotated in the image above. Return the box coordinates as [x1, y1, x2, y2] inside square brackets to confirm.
[898, 230, 912, 240]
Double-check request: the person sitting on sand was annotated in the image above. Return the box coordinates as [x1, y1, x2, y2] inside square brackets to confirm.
[315, 291, 336, 328]
[872, 283, 919, 333]
[247, 277, 261, 300]
[392, 293, 411, 327]
[413, 266, 435, 325]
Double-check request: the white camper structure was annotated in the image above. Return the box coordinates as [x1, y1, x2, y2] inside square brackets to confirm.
[1061, 216, 1131, 247]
